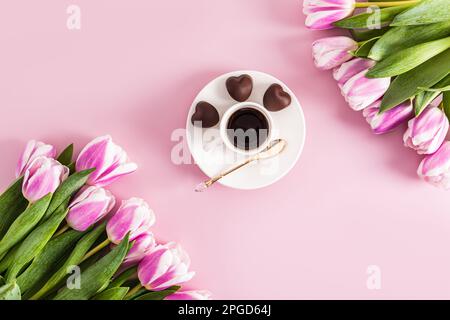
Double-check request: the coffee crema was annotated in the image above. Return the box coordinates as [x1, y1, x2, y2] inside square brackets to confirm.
[226, 107, 269, 151]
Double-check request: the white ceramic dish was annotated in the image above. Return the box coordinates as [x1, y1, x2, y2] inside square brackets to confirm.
[186, 70, 306, 190]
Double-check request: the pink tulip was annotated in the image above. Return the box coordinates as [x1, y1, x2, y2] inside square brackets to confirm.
[363, 100, 413, 134]
[22, 157, 69, 203]
[418, 141, 450, 189]
[66, 186, 116, 232]
[341, 69, 390, 111]
[76, 135, 137, 187]
[106, 198, 155, 244]
[303, 0, 355, 30]
[165, 290, 212, 300]
[123, 231, 156, 266]
[312, 36, 358, 70]
[404, 106, 449, 155]
[333, 58, 375, 88]
[137, 242, 195, 291]
[16, 140, 56, 178]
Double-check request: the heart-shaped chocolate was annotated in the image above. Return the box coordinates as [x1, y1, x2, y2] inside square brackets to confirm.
[226, 74, 253, 102]
[263, 84, 291, 112]
[191, 101, 220, 128]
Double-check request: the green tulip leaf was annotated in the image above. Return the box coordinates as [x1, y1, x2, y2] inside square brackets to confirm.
[0, 178, 28, 239]
[67, 162, 76, 175]
[414, 92, 440, 116]
[0, 245, 19, 274]
[369, 21, 450, 61]
[92, 287, 129, 300]
[0, 193, 52, 258]
[6, 200, 70, 282]
[414, 75, 450, 116]
[0, 281, 21, 300]
[350, 27, 390, 42]
[418, 87, 450, 92]
[391, 0, 450, 26]
[134, 286, 181, 300]
[443, 91, 450, 122]
[334, 5, 409, 29]
[380, 49, 450, 113]
[417, 74, 450, 91]
[18, 230, 84, 298]
[367, 37, 450, 78]
[57, 144, 74, 166]
[32, 223, 106, 300]
[53, 233, 130, 300]
[44, 168, 95, 219]
[352, 37, 380, 58]
[109, 266, 137, 288]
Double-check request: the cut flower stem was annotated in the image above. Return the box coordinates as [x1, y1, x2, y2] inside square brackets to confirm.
[355, 0, 420, 8]
[81, 238, 110, 262]
[125, 283, 142, 299]
[53, 224, 69, 237]
[110, 266, 137, 287]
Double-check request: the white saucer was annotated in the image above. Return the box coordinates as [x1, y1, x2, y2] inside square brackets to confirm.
[186, 70, 306, 190]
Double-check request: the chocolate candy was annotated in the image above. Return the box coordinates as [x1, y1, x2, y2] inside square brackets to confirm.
[226, 74, 253, 102]
[191, 101, 220, 128]
[263, 84, 291, 112]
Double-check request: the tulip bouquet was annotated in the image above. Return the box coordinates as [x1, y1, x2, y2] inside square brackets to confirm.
[0, 136, 210, 300]
[304, 0, 450, 188]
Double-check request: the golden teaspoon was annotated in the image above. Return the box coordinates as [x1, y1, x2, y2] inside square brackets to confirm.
[195, 139, 287, 192]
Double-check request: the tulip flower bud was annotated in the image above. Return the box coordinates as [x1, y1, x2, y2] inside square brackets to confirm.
[404, 106, 449, 155]
[137, 242, 195, 291]
[106, 198, 155, 244]
[333, 58, 375, 89]
[363, 100, 413, 134]
[76, 135, 137, 187]
[16, 140, 56, 178]
[418, 141, 450, 189]
[312, 36, 358, 70]
[165, 290, 212, 300]
[123, 231, 156, 266]
[22, 157, 69, 203]
[66, 186, 116, 232]
[303, 0, 355, 30]
[341, 69, 390, 111]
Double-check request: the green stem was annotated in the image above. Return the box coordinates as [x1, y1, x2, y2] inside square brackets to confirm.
[81, 238, 110, 262]
[109, 266, 138, 288]
[124, 283, 142, 300]
[355, 0, 419, 8]
[30, 289, 46, 300]
[0, 246, 18, 273]
[0, 252, 6, 264]
[53, 224, 69, 237]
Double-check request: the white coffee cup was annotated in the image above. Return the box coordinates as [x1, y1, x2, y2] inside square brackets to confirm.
[220, 102, 274, 155]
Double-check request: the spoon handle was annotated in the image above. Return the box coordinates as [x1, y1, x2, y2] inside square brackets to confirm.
[195, 156, 257, 192]
[194, 139, 287, 192]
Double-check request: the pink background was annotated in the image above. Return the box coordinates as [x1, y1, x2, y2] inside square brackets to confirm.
[1, 0, 450, 299]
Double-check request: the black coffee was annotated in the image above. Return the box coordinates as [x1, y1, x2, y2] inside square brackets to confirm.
[226, 107, 269, 150]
